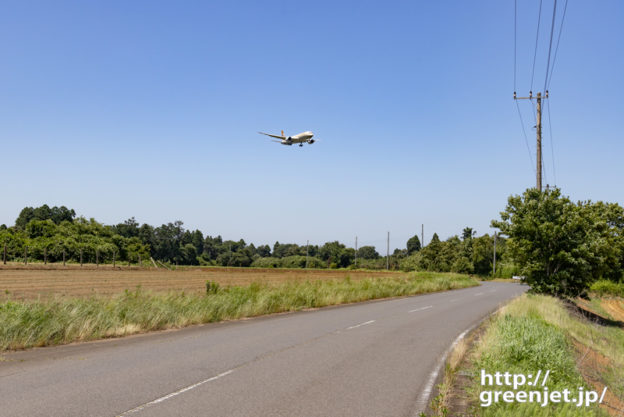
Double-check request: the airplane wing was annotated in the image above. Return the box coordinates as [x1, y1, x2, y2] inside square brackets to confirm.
[270, 139, 283, 143]
[258, 131, 286, 140]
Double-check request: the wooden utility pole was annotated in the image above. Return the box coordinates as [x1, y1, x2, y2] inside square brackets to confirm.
[80, 249, 83, 267]
[44, 247, 47, 265]
[24, 246, 27, 265]
[493, 232, 497, 276]
[354, 236, 358, 268]
[63, 250, 66, 266]
[514, 91, 548, 191]
[386, 232, 390, 270]
[305, 240, 309, 269]
[3, 243, 6, 265]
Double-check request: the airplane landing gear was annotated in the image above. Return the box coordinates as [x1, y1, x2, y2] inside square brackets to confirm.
[299, 144, 303, 147]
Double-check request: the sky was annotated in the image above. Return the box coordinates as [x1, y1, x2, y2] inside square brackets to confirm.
[1, 0, 623, 252]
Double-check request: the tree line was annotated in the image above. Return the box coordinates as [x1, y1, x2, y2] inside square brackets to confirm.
[0, 204, 506, 274]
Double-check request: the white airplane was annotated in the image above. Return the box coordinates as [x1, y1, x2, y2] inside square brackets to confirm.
[258, 130, 316, 147]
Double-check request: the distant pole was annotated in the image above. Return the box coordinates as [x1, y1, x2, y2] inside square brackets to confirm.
[354, 236, 358, 268]
[80, 249, 83, 267]
[138, 254, 142, 267]
[421, 224, 424, 248]
[493, 232, 497, 276]
[44, 247, 47, 265]
[96, 250, 99, 267]
[113, 250, 116, 268]
[305, 240, 309, 268]
[386, 231, 390, 270]
[63, 250, 66, 266]
[24, 246, 27, 265]
[3, 243, 6, 265]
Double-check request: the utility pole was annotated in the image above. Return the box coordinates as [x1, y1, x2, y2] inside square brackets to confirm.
[305, 240, 309, 269]
[514, 90, 548, 191]
[421, 224, 424, 248]
[354, 236, 358, 268]
[493, 232, 497, 276]
[386, 231, 390, 270]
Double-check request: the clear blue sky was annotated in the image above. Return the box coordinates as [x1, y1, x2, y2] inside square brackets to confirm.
[1, 1, 622, 251]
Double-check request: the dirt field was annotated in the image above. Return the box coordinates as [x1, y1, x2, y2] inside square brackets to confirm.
[0, 264, 403, 299]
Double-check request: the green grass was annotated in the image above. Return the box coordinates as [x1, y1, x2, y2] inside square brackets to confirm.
[590, 280, 624, 297]
[0, 272, 477, 351]
[466, 294, 622, 416]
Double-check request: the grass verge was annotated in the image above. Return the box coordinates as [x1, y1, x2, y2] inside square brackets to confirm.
[435, 294, 623, 416]
[0, 272, 477, 351]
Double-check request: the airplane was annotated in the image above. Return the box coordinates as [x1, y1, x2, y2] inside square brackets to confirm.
[258, 130, 316, 147]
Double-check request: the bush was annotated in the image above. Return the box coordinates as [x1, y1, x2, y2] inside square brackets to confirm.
[205, 281, 220, 294]
[250, 257, 280, 268]
[590, 280, 624, 297]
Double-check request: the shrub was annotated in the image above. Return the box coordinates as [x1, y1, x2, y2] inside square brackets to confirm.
[205, 281, 220, 294]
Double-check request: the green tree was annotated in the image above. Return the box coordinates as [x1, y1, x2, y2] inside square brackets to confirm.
[462, 227, 475, 241]
[357, 246, 379, 259]
[492, 188, 621, 297]
[406, 235, 421, 254]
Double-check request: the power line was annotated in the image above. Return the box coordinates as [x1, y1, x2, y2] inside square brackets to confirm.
[514, 0, 517, 91]
[547, 0, 569, 90]
[546, 98, 557, 185]
[515, 101, 536, 174]
[530, 0, 544, 92]
[543, 0, 558, 92]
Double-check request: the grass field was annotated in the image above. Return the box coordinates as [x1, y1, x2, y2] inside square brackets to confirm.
[0, 271, 478, 350]
[0, 264, 402, 299]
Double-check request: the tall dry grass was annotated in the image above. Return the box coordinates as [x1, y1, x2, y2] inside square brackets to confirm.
[0, 272, 477, 350]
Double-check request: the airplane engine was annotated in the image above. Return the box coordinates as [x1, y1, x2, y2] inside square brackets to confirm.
[307, 139, 315, 144]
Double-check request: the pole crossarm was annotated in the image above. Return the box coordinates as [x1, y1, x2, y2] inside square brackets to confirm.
[514, 91, 549, 100]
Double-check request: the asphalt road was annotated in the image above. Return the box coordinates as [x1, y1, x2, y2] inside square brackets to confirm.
[0, 282, 526, 417]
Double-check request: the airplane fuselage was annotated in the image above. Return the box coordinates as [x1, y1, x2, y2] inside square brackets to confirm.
[281, 131, 315, 146]
[258, 130, 316, 146]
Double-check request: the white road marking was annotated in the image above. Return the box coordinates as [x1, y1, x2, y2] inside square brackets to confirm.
[346, 320, 375, 330]
[413, 324, 477, 415]
[474, 292, 484, 296]
[117, 369, 234, 416]
[449, 299, 460, 303]
[408, 305, 433, 313]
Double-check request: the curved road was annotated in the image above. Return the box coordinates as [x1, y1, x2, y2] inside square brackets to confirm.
[0, 282, 526, 417]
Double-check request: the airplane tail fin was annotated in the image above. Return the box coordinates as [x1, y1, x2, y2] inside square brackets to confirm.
[281, 130, 284, 137]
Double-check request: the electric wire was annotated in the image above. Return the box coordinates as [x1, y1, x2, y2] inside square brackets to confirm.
[546, 0, 569, 90]
[546, 98, 557, 186]
[515, 101, 536, 174]
[530, 0, 544, 92]
[544, 0, 558, 92]
[514, 0, 517, 91]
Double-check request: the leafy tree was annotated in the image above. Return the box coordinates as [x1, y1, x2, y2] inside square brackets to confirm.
[492, 188, 622, 297]
[357, 246, 379, 260]
[406, 235, 421, 254]
[462, 227, 476, 241]
[256, 244, 271, 257]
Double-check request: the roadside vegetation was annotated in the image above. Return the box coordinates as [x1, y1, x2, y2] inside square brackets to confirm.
[433, 294, 622, 416]
[0, 272, 477, 351]
[427, 187, 624, 416]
